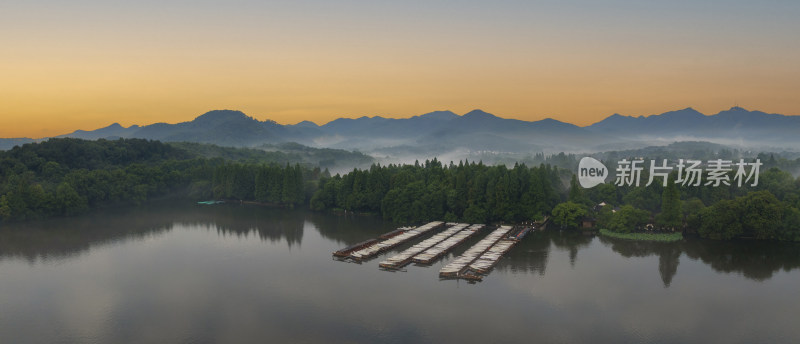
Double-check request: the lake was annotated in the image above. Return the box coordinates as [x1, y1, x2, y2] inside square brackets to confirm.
[1, 202, 799, 343]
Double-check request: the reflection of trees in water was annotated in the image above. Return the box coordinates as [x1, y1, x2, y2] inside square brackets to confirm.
[681, 239, 800, 281]
[306, 212, 397, 247]
[497, 229, 800, 286]
[599, 235, 800, 284]
[659, 247, 681, 287]
[496, 231, 592, 276]
[598, 236, 680, 287]
[0, 205, 175, 263]
[495, 231, 550, 276]
[550, 231, 593, 267]
[5, 203, 800, 285]
[196, 205, 304, 247]
[0, 203, 310, 262]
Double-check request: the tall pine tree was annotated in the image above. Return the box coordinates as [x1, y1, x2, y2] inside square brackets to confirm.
[657, 174, 682, 230]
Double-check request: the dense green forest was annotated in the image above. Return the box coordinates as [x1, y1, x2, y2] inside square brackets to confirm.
[0, 138, 318, 221]
[309, 159, 567, 224]
[553, 166, 800, 241]
[210, 162, 325, 205]
[310, 157, 800, 241]
[170, 141, 374, 170]
[3, 138, 800, 242]
[500, 141, 800, 173]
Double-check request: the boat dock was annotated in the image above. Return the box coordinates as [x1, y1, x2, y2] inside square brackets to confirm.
[332, 226, 413, 258]
[459, 226, 536, 280]
[348, 221, 445, 261]
[335, 221, 536, 280]
[467, 240, 516, 275]
[332, 238, 380, 258]
[411, 224, 485, 265]
[439, 226, 514, 278]
[378, 223, 469, 269]
[379, 228, 409, 239]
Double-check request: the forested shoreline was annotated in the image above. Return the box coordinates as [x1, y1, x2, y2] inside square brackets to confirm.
[310, 159, 565, 224]
[0, 138, 316, 221]
[2, 138, 800, 242]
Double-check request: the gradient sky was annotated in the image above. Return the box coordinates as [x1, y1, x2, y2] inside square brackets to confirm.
[2, 0, 799, 138]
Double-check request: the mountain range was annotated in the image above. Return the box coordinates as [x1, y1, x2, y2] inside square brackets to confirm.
[2, 107, 799, 155]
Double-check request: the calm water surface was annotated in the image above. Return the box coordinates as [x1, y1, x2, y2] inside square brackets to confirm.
[1, 203, 799, 343]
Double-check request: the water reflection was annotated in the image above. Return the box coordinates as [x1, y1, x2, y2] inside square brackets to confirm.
[597, 236, 681, 287]
[0, 203, 310, 263]
[549, 231, 593, 267]
[496, 231, 551, 275]
[2, 203, 800, 285]
[681, 239, 800, 281]
[495, 229, 800, 287]
[2, 204, 800, 343]
[595, 235, 800, 283]
[0, 205, 173, 263]
[308, 212, 397, 246]
[198, 205, 305, 247]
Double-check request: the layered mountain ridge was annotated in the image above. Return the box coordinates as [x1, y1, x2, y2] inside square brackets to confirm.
[2, 107, 798, 153]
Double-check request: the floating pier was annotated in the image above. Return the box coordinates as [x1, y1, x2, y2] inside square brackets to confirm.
[335, 221, 536, 281]
[379, 228, 409, 240]
[439, 226, 513, 278]
[378, 223, 469, 269]
[459, 226, 536, 280]
[467, 240, 516, 274]
[332, 238, 380, 258]
[411, 224, 485, 265]
[332, 226, 413, 258]
[347, 221, 445, 261]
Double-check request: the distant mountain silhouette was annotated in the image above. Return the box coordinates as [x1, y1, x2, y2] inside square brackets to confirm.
[4, 107, 800, 154]
[588, 108, 708, 135]
[0, 138, 37, 150]
[587, 107, 800, 145]
[136, 110, 290, 146]
[57, 122, 140, 140]
[60, 110, 291, 147]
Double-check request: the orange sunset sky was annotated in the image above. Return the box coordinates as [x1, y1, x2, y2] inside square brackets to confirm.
[2, 1, 799, 138]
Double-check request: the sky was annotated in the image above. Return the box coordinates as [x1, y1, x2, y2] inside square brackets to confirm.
[2, 0, 799, 138]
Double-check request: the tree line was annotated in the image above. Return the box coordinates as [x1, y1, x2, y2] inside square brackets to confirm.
[211, 162, 323, 206]
[309, 159, 567, 224]
[0, 138, 321, 221]
[4, 138, 800, 242]
[551, 166, 800, 242]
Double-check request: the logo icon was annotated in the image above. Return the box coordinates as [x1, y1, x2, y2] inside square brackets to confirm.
[578, 157, 608, 188]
